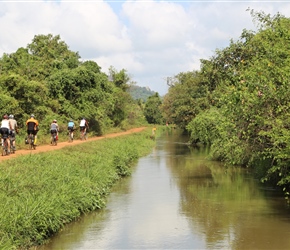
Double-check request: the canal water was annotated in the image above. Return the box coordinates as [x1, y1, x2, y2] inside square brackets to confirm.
[39, 130, 290, 249]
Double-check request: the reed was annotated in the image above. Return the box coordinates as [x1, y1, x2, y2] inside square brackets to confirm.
[0, 128, 155, 249]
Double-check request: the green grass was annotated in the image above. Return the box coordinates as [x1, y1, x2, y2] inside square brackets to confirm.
[0, 128, 155, 249]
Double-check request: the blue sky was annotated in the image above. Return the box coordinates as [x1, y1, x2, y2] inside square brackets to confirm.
[0, 0, 289, 95]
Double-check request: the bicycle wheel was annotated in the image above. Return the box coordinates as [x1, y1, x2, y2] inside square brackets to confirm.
[51, 133, 57, 146]
[2, 139, 8, 156]
[80, 129, 87, 141]
[29, 135, 32, 149]
[68, 131, 73, 142]
[10, 144, 15, 154]
[2, 146, 6, 156]
[29, 134, 35, 150]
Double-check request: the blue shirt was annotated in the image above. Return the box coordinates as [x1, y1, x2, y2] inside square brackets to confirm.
[68, 121, 74, 127]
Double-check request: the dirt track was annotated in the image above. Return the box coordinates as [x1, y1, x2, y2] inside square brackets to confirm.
[0, 127, 147, 162]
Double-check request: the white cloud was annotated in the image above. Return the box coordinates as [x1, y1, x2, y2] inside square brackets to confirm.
[123, 1, 192, 49]
[0, 0, 290, 95]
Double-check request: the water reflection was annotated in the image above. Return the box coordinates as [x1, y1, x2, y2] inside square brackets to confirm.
[38, 130, 290, 250]
[165, 132, 290, 250]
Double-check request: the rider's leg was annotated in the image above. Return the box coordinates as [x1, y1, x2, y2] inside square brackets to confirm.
[69, 129, 73, 139]
[80, 127, 84, 138]
[11, 132, 16, 148]
[34, 131, 38, 145]
[10, 137, 15, 150]
[7, 134, 10, 153]
[0, 129, 2, 146]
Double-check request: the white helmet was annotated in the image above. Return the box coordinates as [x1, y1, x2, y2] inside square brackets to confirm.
[9, 114, 14, 119]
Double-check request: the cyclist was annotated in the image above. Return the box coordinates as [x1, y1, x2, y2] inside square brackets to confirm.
[0, 114, 12, 153]
[9, 114, 18, 151]
[50, 119, 59, 144]
[26, 114, 39, 145]
[67, 119, 75, 141]
[152, 126, 156, 135]
[79, 117, 89, 135]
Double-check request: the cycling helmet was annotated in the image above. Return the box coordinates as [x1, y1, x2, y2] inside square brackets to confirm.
[30, 114, 35, 118]
[53, 119, 57, 122]
[3, 114, 8, 119]
[69, 119, 73, 122]
[9, 114, 14, 119]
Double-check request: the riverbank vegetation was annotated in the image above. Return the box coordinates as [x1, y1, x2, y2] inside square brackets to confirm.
[0, 128, 156, 249]
[159, 10, 290, 199]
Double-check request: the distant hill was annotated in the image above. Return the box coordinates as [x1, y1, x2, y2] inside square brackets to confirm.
[128, 85, 156, 102]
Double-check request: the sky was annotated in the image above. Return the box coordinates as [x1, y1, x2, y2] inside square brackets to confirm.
[0, 1, 290, 96]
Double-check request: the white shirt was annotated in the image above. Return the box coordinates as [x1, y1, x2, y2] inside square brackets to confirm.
[1, 119, 10, 129]
[80, 119, 86, 127]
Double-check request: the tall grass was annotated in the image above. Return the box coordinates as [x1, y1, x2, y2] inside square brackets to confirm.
[0, 128, 155, 249]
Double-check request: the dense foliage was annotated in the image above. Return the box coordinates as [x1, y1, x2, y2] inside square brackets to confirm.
[143, 93, 164, 124]
[0, 34, 147, 135]
[162, 10, 290, 198]
[161, 71, 209, 129]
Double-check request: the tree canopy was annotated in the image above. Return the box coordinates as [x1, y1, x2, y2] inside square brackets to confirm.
[144, 93, 164, 124]
[0, 34, 146, 135]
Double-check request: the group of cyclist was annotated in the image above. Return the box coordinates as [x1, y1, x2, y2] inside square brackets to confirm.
[0, 113, 89, 154]
[0, 114, 18, 153]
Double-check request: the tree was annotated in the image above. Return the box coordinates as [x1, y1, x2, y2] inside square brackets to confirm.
[81, 60, 102, 74]
[161, 71, 209, 129]
[144, 93, 164, 124]
[108, 66, 130, 91]
[27, 34, 80, 79]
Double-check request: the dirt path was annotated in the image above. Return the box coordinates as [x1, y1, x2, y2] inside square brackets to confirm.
[0, 127, 147, 162]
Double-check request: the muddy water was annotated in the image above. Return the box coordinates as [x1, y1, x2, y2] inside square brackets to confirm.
[39, 131, 290, 249]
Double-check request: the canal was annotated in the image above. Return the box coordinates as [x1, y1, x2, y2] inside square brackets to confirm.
[39, 130, 290, 249]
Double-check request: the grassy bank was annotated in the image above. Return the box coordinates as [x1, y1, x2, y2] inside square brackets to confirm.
[0, 128, 155, 249]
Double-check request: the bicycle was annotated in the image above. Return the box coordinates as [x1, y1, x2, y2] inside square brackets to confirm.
[10, 137, 15, 154]
[9, 131, 16, 154]
[28, 133, 36, 150]
[80, 127, 88, 141]
[68, 128, 74, 143]
[2, 136, 9, 156]
[51, 132, 57, 146]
